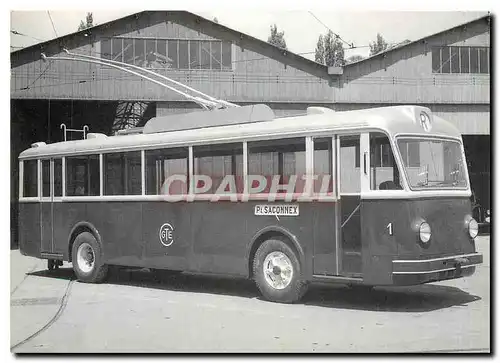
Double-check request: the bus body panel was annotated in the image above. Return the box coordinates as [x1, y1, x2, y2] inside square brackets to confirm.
[18, 202, 41, 258]
[361, 197, 478, 285]
[19, 200, 339, 280]
[88, 202, 145, 267]
[52, 202, 87, 258]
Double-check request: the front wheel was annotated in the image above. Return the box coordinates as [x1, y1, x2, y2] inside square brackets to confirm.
[253, 239, 308, 303]
[72, 232, 108, 283]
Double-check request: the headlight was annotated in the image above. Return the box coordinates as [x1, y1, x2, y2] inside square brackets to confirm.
[419, 222, 431, 243]
[468, 218, 479, 238]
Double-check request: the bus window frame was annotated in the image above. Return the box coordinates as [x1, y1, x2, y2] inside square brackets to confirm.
[367, 131, 406, 192]
[394, 134, 469, 192]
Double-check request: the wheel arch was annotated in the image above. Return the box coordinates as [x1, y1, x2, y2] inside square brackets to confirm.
[246, 226, 306, 279]
[67, 221, 103, 262]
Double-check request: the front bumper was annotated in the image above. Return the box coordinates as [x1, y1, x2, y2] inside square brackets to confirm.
[391, 252, 483, 285]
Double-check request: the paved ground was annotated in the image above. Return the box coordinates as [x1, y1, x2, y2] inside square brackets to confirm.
[11, 236, 490, 353]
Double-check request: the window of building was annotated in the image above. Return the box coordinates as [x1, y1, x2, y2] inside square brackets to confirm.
[101, 38, 232, 71]
[123, 38, 134, 64]
[460, 47, 470, 73]
[194, 143, 243, 194]
[200, 41, 211, 70]
[104, 152, 142, 195]
[178, 40, 189, 69]
[248, 138, 306, 195]
[112, 38, 123, 61]
[101, 38, 111, 60]
[211, 41, 222, 70]
[222, 41, 232, 69]
[167, 40, 178, 68]
[479, 47, 488, 74]
[440, 47, 451, 73]
[145, 148, 188, 195]
[313, 138, 333, 195]
[156, 39, 167, 66]
[66, 155, 100, 196]
[431, 47, 441, 73]
[190, 40, 200, 69]
[134, 38, 145, 66]
[450, 46, 460, 73]
[432, 46, 489, 74]
[23, 160, 38, 197]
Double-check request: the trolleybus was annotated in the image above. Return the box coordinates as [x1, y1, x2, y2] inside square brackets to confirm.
[18, 104, 483, 303]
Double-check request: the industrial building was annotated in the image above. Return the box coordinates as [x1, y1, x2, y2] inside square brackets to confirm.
[10, 11, 491, 246]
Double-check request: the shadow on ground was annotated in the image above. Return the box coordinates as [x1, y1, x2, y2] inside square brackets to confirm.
[28, 266, 481, 313]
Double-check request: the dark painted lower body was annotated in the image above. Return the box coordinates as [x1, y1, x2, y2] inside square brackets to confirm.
[18, 197, 482, 287]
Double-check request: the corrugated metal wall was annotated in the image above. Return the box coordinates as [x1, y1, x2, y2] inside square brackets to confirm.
[11, 12, 331, 103]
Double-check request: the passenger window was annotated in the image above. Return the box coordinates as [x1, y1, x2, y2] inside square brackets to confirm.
[66, 155, 100, 196]
[339, 135, 360, 193]
[248, 138, 305, 195]
[42, 160, 50, 197]
[104, 151, 142, 195]
[193, 143, 243, 194]
[145, 148, 188, 195]
[54, 159, 62, 197]
[313, 138, 333, 195]
[370, 133, 402, 190]
[23, 160, 38, 197]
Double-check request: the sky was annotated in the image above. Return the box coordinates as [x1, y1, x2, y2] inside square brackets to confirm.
[10, 9, 489, 60]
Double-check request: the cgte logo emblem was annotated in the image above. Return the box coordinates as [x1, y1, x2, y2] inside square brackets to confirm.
[159, 223, 174, 247]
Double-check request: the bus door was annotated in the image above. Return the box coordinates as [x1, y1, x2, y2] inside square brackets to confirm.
[338, 134, 364, 276]
[40, 159, 54, 253]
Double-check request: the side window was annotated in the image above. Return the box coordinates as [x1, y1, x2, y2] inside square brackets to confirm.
[104, 151, 142, 195]
[313, 138, 333, 195]
[369, 133, 402, 190]
[193, 143, 243, 194]
[339, 135, 360, 193]
[42, 159, 50, 197]
[66, 155, 100, 196]
[145, 148, 188, 195]
[248, 138, 305, 195]
[23, 160, 38, 197]
[54, 159, 62, 197]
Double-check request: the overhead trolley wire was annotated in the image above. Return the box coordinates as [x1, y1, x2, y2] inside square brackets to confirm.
[47, 11, 58, 38]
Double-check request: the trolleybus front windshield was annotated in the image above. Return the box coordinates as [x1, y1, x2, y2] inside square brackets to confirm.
[397, 138, 468, 190]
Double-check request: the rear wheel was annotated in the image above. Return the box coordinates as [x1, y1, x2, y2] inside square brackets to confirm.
[253, 239, 308, 303]
[72, 232, 108, 283]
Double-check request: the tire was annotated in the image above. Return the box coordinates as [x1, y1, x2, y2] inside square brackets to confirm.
[253, 238, 308, 303]
[47, 259, 55, 271]
[71, 232, 108, 283]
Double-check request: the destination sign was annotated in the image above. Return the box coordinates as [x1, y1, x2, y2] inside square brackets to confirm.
[254, 204, 299, 216]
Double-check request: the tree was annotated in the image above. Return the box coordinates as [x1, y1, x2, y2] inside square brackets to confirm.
[315, 35, 325, 64]
[346, 55, 364, 64]
[369, 33, 389, 56]
[78, 12, 95, 31]
[268, 24, 287, 50]
[315, 30, 344, 67]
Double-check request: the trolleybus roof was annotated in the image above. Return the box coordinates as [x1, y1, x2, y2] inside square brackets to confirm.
[19, 105, 462, 159]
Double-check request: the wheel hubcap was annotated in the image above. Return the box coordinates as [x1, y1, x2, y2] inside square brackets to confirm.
[263, 251, 293, 290]
[77, 243, 95, 273]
